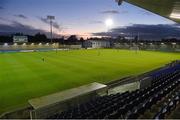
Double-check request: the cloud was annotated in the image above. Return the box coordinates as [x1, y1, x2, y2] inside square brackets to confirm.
[89, 20, 103, 24]
[0, 6, 4, 10]
[39, 17, 49, 24]
[0, 17, 12, 23]
[100, 10, 119, 14]
[52, 22, 61, 30]
[92, 24, 180, 40]
[100, 10, 129, 15]
[0, 21, 60, 37]
[38, 17, 61, 30]
[119, 10, 129, 14]
[0, 21, 45, 34]
[0, 17, 6, 21]
[0, 16, 62, 37]
[14, 14, 28, 19]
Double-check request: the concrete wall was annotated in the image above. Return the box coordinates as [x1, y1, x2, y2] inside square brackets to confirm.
[114, 43, 180, 52]
[31, 92, 97, 118]
[0, 43, 59, 51]
[0, 106, 31, 119]
[30, 87, 107, 119]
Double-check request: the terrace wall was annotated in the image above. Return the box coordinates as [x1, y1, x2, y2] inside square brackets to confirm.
[0, 43, 59, 51]
[114, 43, 180, 52]
[0, 43, 83, 52]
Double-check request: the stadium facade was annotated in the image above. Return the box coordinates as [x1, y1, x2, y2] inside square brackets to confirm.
[0, 0, 180, 119]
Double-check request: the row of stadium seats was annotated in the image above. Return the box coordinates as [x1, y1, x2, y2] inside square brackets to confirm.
[151, 64, 180, 79]
[125, 72, 180, 119]
[48, 66, 180, 119]
[153, 91, 180, 119]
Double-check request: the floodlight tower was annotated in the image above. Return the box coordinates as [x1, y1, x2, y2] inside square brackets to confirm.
[136, 32, 140, 53]
[47, 15, 55, 43]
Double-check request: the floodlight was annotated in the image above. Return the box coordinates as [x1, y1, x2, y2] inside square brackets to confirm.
[47, 15, 55, 43]
[4, 43, 8, 46]
[105, 19, 113, 28]
[47, 16, 55, 20]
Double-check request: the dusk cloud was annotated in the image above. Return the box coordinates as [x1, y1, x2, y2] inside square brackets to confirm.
[89, 20, 103, 24]
[100, 10, 128, 15]
[119, 10, 129, 14]
[0, 17, 12, 23]
[39, 17, 49, 24]
[38, 17, 61, 30]
[0, 21, 60, 37]
[0, 21, 45, 34]
[0, 17, 6, 21]
[100, 10, 119, 14]
[92, 24, 180, 40]
[14, 14, 28, 19]
[0, 6, 4, 10]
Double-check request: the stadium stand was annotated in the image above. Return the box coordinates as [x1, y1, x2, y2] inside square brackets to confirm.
[48, 63, 180, 119]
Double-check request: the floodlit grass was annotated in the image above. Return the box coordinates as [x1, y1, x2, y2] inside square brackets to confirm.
[0, 49, 180, 113]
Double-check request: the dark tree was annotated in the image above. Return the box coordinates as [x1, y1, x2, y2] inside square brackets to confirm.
[0, 35, 13, 43]
[34, 33, 48, 43]
[66, 35, 79, 44]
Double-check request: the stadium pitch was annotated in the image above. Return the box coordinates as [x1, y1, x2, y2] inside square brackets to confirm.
[0, 49, 180, 113]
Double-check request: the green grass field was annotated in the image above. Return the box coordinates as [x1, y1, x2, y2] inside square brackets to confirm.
[0, 49, 180, 114]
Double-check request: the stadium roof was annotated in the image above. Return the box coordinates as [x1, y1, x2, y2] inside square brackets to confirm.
[117, 0, 180, 23]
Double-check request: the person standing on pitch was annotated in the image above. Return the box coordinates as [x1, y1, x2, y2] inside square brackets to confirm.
[42, 58, 45, 62]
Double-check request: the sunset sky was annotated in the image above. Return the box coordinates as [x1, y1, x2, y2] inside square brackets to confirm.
[0, 0, 178, 39]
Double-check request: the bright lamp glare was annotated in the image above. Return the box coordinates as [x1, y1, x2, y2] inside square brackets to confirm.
[105, 19, 113, 27]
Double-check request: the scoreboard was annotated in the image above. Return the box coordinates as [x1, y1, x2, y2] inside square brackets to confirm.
[13, 36, 28, 43]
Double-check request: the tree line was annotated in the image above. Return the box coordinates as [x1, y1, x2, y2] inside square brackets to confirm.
[0, 33, 179, 44]
[0, 33, 85, 45]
